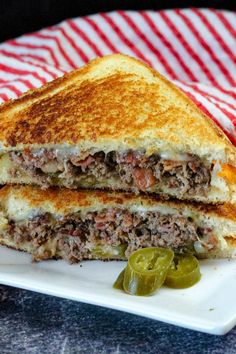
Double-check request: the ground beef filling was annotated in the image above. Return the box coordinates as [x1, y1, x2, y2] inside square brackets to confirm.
[9, 149, 212, 195]
[7, 209, 212, 263]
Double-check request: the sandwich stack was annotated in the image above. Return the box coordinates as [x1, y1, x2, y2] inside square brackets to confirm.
[0, 54, 235, 263]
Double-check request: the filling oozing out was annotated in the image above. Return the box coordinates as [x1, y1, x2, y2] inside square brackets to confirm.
[9, 149, 213, 196]
[6, 208, 218, 263]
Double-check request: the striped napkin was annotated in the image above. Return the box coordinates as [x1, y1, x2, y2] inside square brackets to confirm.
[0, 8, 235, 144]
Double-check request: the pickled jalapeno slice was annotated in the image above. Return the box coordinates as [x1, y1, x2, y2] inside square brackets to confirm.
[165, 255, 201, 289]
[113, 269, 125, 290]
[123, 247, 174, 296]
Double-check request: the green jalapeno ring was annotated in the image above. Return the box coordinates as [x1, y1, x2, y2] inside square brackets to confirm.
[123, 247, 174, 296]
[113, 269, 125, 290]
[164, 255, 201, 289]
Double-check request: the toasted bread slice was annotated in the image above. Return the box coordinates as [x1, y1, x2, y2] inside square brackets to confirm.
[0, 185, 235, 263]
[0, 54, 235, 203]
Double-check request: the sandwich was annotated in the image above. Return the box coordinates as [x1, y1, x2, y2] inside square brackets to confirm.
[0, 54, 235, 203]
[0, 185, 235, 263]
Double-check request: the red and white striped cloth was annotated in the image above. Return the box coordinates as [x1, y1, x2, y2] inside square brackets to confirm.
[0, 8, 235, 144]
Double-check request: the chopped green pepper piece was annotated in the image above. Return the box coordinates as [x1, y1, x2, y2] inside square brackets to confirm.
[113, 269, 125, 290]
[123, 247, 174, 296]
[91, 243, 127, 259]
[165, 255, 201, 289]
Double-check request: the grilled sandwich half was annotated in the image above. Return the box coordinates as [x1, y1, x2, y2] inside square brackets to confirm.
[0, 54, 235, 203]
[0, 185, 235, 263]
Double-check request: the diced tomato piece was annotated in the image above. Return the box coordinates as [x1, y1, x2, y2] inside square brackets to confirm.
[132, 168, 156, 190]
[71, 155, 95, 168]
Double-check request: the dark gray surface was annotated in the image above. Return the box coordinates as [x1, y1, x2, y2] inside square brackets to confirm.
[1, 1, 235, 42]
[1, 286, 236, 354]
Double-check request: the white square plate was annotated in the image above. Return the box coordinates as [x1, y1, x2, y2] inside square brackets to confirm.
[0, 246, 236, 335]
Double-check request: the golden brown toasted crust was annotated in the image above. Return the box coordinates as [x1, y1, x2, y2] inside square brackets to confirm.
[0, 184, 133, 211]
[0, 54, 235, 164]
[191, 202, 236, 222]
[0, 184, 236, 222]
[224, 237, 236, 247]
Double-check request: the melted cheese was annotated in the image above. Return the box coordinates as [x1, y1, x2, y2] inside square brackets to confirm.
[159, 151, 192, 161]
